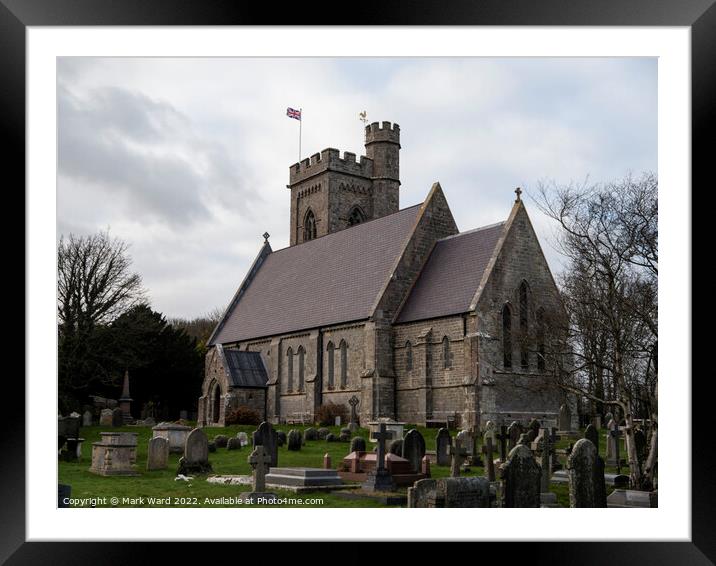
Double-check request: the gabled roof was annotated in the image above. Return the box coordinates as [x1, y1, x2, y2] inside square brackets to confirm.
[395, 221, 505, 324]
[211, 203, 424, 344]
[222, 350, 268, 388]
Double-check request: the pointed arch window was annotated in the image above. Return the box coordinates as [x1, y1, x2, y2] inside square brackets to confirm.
[339, 339, 348, 388]
[297, 346, 305, 392]
[536, 307, 546, 371]
[502, 303, 512, 369]
[442, 336, 453, 369]
[303, 209, 317, 241]
[519, 281, 529, 369]
[405, 341, 413, 372]
[286, 347, 294, 391]
[348, 206, 366, 226]
[326, 341, 335, 389]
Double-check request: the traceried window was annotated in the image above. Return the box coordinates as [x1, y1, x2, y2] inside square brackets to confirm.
[297, 346, 305, 391]
[348, 206, 367, 226]
[519, 281, 529, 369]
[339, 339, 348, 388]
[327, 341, 335, 389]
[303, 209, 317, 241]
[442, 336, 453, 369]
[286, 347, 294, 391]
[502, 303, 512, 369]
[405, 341, 413, 372]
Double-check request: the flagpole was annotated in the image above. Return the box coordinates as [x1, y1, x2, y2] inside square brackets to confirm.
[298, 107, 302, 162]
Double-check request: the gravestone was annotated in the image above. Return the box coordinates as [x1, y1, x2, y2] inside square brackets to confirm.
[152, 422, 191, 453]
[208, 440, 216, 453]
[567, 438, 598, 507]
[318, 427, 330, 440]
[605, 419, 616, 460]
[456, 429, 475, 463]
[421, 455, 430, 477]
[226, 437, 241, 450]
[99, 409, 113, 427]
[214, 435, 228, 448]
[177, 428, 212, 476]
[325, 433, 337, 442]
[350, 437, 366, 453]
[363, 422, 395, 492]
[324, 453, 332, 469]
[304, 427, 318, 441]
[252, 421, 279, 467]
[408, 477, 492, 508]
[348, 395, 360, 433]
[449, 438, 467, 478]
[287, 429, 302, 451]
[338, 431, 351, 442]
[237, 431, 249, 446]
[526, 419, 541, 443]
[402, 429, 426, 474]
[146, 436, 169, 471]
[388, 438, 403, 456]
[82, 410, 93, 427]
[606, 421, 624, 471]
[277, 430, 287, 447]
[111, 407, 124, 427]
[537, 429, 558, 505]
[244, 445, 276, 502]
[265, 466, 343, 489]
[559, 404, 573, 433]
[435, 428, 452, 466]
[501, 444, 541, 508]
[496, 425, 509, 463]
[482, 431, 496, 482]
[507, 421, 522, 451]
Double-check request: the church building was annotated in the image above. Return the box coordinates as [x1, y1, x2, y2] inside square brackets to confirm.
[198, 121, 566, 429]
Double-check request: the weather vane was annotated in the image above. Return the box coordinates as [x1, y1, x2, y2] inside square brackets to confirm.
[359, 110, 368, 126]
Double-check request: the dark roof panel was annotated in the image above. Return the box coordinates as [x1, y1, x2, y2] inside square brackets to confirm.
[223, 350, 269, 388]
[213, 204, 423, 344]
[395, 222, 505, 324]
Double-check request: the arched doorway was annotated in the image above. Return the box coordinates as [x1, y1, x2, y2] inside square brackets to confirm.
[211, 381, 222, 424]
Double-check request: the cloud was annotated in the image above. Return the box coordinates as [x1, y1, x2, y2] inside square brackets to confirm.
[58, 84, 253, 227]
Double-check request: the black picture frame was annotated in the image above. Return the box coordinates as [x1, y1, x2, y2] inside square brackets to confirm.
[6, 0, 708, 562]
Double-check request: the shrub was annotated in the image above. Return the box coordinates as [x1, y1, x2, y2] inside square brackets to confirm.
[314, 402, 348, 426]
[225, 405, 261, 425]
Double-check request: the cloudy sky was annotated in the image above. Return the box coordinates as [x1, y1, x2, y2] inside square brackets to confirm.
[57, 57, 657, 319]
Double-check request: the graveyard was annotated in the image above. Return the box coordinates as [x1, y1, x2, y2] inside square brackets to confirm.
[58, 418, 642, 508]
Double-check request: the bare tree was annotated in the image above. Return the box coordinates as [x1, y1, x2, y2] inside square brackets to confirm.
[167, 307, 225, 351]
[535, 173, 657, 490]
[58, 231, 146, 394]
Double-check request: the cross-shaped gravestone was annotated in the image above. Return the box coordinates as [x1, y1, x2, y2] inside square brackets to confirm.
[248, 445, 272, 493]
[496, 425, 509, 463]
[482, 434, 496, 481]
[449, 439, 467, 478]
[609, 426, 623, 474]
[348, 395, 360, 425]
[538, 428, 561, 492]
[371, 423, 392, 473]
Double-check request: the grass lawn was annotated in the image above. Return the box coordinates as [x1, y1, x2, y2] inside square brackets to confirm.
[59, 424, 622, 508]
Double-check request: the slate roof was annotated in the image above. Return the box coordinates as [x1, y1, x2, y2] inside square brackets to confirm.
[395, 222, 505, 324]
[212, 204, 424, 344]
[223, 350, 269, 388]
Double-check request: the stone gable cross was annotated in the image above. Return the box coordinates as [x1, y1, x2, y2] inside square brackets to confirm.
[248, 445, 272, 492]
[371, 423, 392, 473]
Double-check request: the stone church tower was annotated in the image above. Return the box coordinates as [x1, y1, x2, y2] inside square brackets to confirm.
[288, 122, 401, 245]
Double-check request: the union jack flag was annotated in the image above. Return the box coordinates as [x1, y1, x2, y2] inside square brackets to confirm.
[286, 107, 302, 120]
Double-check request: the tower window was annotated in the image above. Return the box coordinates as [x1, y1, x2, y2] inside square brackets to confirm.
[502, 303, 512, 369]
[348, 206, 366, 226]
[303, 209, 317, 241]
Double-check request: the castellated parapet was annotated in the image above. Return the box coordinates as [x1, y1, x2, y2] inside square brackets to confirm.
[289, 148, 374, 186]
[288, 120, 401, 246]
